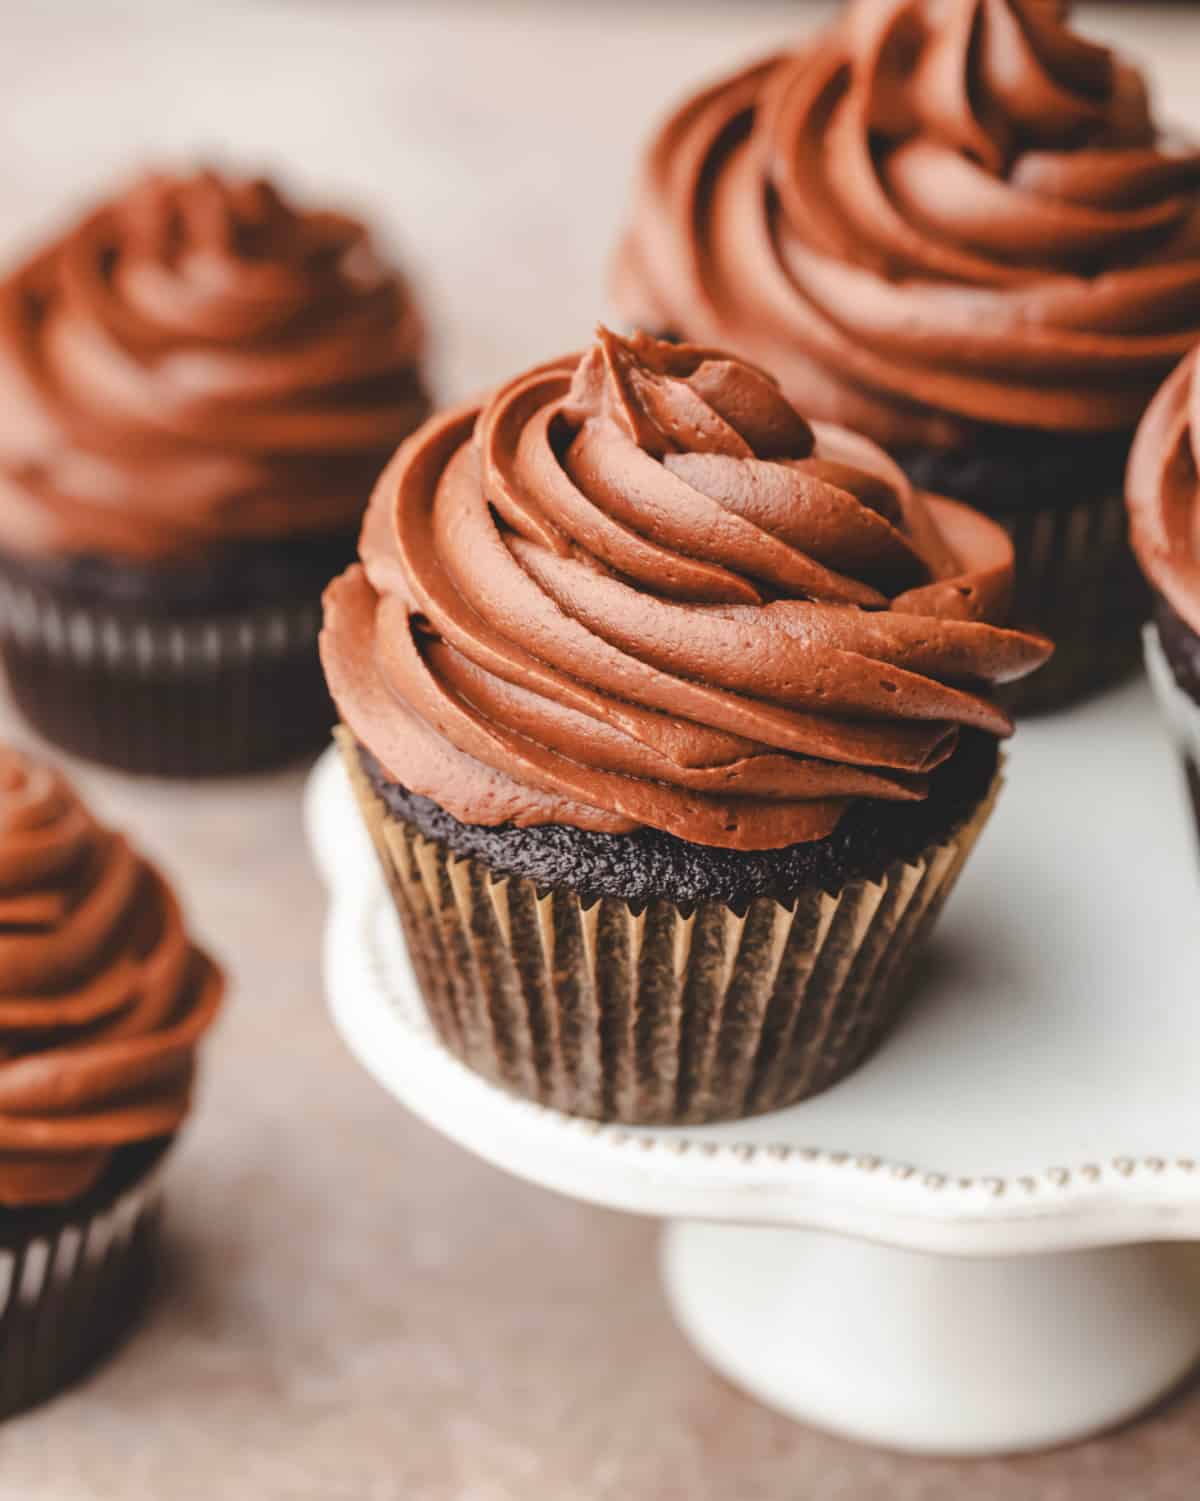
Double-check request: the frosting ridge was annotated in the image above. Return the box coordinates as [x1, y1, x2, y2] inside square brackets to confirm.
[0, 168, 429, 561]
[0, 749, 221, 1207]
[1128, 346, 1200, 636]
[616, 0, 1200, 445]
[322, 330, 1050, 852]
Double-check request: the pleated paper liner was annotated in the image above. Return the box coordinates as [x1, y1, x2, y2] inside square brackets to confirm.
[997, 486, 1147, 716]
[0, 572, 330, 776]
[0, 1140, 167, 1421]
[1145, 623, 1200, 840]
[340, 732, 1000, 1126]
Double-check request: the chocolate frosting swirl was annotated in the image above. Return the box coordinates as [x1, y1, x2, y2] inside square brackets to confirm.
[0, 169, 429, 562]
[616, 0, 1200, 447]
[0, 748, 221, 1207]
[1128, 347, 1200, 636]
[322, 330, 1049, 852]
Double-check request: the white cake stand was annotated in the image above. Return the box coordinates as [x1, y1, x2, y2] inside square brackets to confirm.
[306, 676, 1200, 1458]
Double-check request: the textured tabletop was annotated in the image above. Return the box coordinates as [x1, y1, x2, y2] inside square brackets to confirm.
[0, 3, 1199, 1496]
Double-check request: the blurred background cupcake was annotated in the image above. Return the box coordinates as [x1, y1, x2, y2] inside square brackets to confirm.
[615, 0, 1200, 713]
[0, 167, 430, 776]
[1127, 346, 1200, 834]
[321, 328, 1049, 1126]
[0, 744, 221, 1415]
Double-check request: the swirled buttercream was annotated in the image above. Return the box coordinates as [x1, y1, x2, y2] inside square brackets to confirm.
[322, 330, 1049, 852]
[0, 169, 429, 561]
[0, 749, 221, 1207]
[616, 0, 1200, 447]
[1128, 347, 1200, 637]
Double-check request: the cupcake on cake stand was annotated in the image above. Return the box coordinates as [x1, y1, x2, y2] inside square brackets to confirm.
[308, 674, 1200, 1459]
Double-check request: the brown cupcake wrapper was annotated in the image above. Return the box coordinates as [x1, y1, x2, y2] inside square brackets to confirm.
[1144, 624, 1200, 839]
[340, 733, 1000, 1126]
[0, 573, 330, 776]
[0, 1161, 164, 1421]
[998, 486, 1147, 716]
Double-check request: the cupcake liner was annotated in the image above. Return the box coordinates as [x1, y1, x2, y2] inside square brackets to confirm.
[0, 572, 329, 775]
[0, 1151, 165, 1420]
[997, 486, 1147, 715]
[340, 734, 1000, 1125]
[1144, 623, 1200, 834]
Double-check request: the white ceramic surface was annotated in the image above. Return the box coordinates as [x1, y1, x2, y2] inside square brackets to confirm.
[310, 676, 1199, 1253]
[309, 675, 1200, 1452]
[661, 1227, 1200, 1457]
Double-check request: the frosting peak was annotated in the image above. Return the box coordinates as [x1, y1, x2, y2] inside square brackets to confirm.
[321, 331, 1050, 853]
[0, 748, 221, 1207]
[563, 326, 816, 460]
[616, 0, 1200, 444]
[0, 167, 430, 562]
[854, 0, 1117, 168]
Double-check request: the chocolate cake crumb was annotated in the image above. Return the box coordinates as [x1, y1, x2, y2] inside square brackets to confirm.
[359, 732, 998, 911]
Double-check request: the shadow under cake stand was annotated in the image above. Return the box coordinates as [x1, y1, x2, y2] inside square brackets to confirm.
[306, 677, 1200, 1458]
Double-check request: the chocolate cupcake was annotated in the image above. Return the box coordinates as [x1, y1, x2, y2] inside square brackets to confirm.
[321, 329, 1049, 1125]
[0, 168, 430, 775]
[615, 0, 1200, 713]
[1128, 347, 1200, 832]
[0, 746, 221, 1415]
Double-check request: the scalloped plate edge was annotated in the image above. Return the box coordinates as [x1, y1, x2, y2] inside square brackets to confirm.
[311, 746, 1200, 1256]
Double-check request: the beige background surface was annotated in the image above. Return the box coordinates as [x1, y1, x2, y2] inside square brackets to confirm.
[0, 2, 1198, 1496]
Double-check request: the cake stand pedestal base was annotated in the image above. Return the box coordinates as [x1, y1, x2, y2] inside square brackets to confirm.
[663, 1224, 1200, 1456]
[308, 676, 1200, 1459]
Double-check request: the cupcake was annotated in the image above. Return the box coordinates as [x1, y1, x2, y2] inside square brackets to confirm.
[1128, 347, 1200, 829]
[0, 745, 221, 1415]
[615, 0, 1200, 713]
[0, 168, 430, 775]
[321, 328, 1049, 1125]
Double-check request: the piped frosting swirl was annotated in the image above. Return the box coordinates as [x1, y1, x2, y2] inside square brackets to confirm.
[0, 168, 429, 562]
[617, 0, 1200, 447]
[1127, 347, 1200, 636]
[322, 330, 1050, 852]
[0, 748, 221, 1207]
